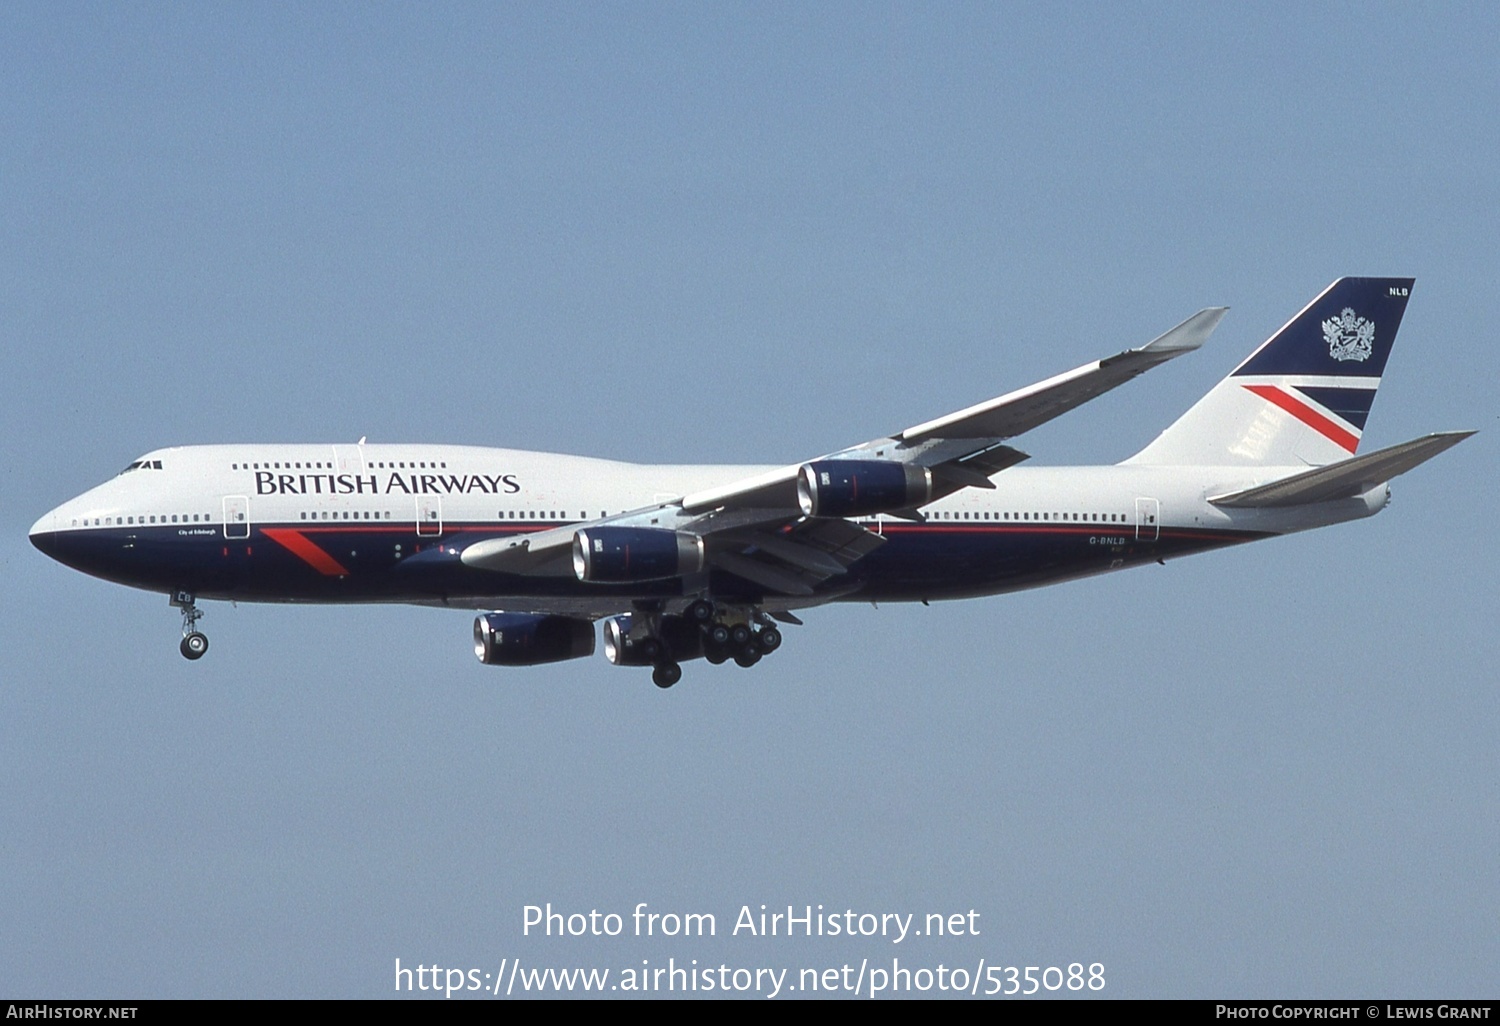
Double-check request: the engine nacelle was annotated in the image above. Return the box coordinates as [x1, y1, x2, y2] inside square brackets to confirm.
[797, 460, 932, 518]
[573, 527, 705, 583]
[473, 612, 596, 666]
[603, 614, 651, 666]
[602, 614, 704, 666]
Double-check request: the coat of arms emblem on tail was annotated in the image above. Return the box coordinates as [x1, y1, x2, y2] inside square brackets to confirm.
[1323, 307, 1375, 362]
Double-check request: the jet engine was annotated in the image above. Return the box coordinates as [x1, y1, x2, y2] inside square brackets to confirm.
[602, 614, 704, 666]
[473, 612, 596, 666]
[573, 527, 705, 583]
[797, 460, 932, 518]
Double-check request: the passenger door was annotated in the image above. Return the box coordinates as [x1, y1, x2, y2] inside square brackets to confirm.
[223, 495, 250, 539]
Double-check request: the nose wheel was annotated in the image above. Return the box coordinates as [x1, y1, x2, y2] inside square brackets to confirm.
[180, 632, 209, 660]
[170, 591, 209, 661]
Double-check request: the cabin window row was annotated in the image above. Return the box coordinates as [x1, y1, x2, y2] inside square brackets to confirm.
[497, 511, 611, 521]
[231, 460, 450, 471]
[299, 511, 394, 520]
[73, 513, 213, 527]
[921, 510, 1130, 522]
[290, 510, 620, 521]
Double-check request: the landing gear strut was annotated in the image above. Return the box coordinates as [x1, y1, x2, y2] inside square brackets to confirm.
[170, 591, 208, 660]
[699, 603, 784, 671]
[608, 601, 791, 686]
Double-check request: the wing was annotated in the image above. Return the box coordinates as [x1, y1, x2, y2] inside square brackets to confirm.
[462, 307, 1227, 598]
[675, 305, 1226, 513]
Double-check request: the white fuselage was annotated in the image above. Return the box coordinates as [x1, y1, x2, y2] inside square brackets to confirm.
[31, 442, 1387, 612]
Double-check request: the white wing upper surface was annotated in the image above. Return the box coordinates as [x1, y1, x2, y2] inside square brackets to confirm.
[462, 306, 1227, 593]
[678, 306, 1226, 513]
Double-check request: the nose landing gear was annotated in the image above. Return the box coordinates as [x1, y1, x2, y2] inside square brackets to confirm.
[170, 591, 209, 660]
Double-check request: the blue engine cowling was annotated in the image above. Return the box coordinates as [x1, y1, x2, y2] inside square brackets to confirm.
[573, 527, 705, 583]
[796, 460, 932, 518]
[602, 614, 704, 666]
[473, 612, 596, 666]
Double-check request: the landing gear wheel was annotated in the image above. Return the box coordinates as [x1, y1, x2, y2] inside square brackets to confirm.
[729, 624, 752, 648]
[757, 627, 782, 653]
[652, 662, 682, 688]
[171, 592, 207, 660]
[685, 599, 715, 625]
[180, 632, 209, 660]
[733, 649, 761, 668]
[708, 624, 731, 646]
[637, 638, 663, 664]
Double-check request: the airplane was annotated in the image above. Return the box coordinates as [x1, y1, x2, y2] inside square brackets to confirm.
[29, 277, 1473, 688]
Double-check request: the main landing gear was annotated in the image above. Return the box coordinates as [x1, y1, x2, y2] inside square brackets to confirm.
[170, 591, 208, 660]
[612, 600, 785, 688]
[702, 618, 781, 669]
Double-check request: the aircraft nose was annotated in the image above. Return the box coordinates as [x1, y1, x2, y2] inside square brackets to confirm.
[29, 509, 60, 557]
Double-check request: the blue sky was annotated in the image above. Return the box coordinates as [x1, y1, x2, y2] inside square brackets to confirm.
[3, 3, 1495, 998]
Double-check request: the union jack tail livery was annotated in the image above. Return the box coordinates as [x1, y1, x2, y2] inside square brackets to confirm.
[1127, 277, 1415, 467]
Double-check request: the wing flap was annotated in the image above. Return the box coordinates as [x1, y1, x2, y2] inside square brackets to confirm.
[709, 550, 817, 596]
[724, 533, 848, 576]
[710, 517, 885, 595]
[783, 516, 887, 568]
[1209, 431, 1475, 508]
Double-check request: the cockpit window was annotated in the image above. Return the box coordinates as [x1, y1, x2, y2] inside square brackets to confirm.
[118, 460, 164, 475]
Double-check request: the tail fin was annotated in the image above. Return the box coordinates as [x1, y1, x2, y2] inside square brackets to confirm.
[1126, 277, 1415, 467]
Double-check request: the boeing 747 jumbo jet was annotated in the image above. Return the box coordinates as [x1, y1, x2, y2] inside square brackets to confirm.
[30, 278, 1472, 687]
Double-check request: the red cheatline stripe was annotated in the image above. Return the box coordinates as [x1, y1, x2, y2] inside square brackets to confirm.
[876, 524, 1263, 542]
[261, 528, 351, 576]
[1242, 384, 1359, 453]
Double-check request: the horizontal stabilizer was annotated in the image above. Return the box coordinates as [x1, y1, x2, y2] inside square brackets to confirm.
[1209, 431, 1474, 508]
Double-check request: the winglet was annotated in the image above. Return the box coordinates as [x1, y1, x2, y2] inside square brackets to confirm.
[1136, 306, 1228, 355]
